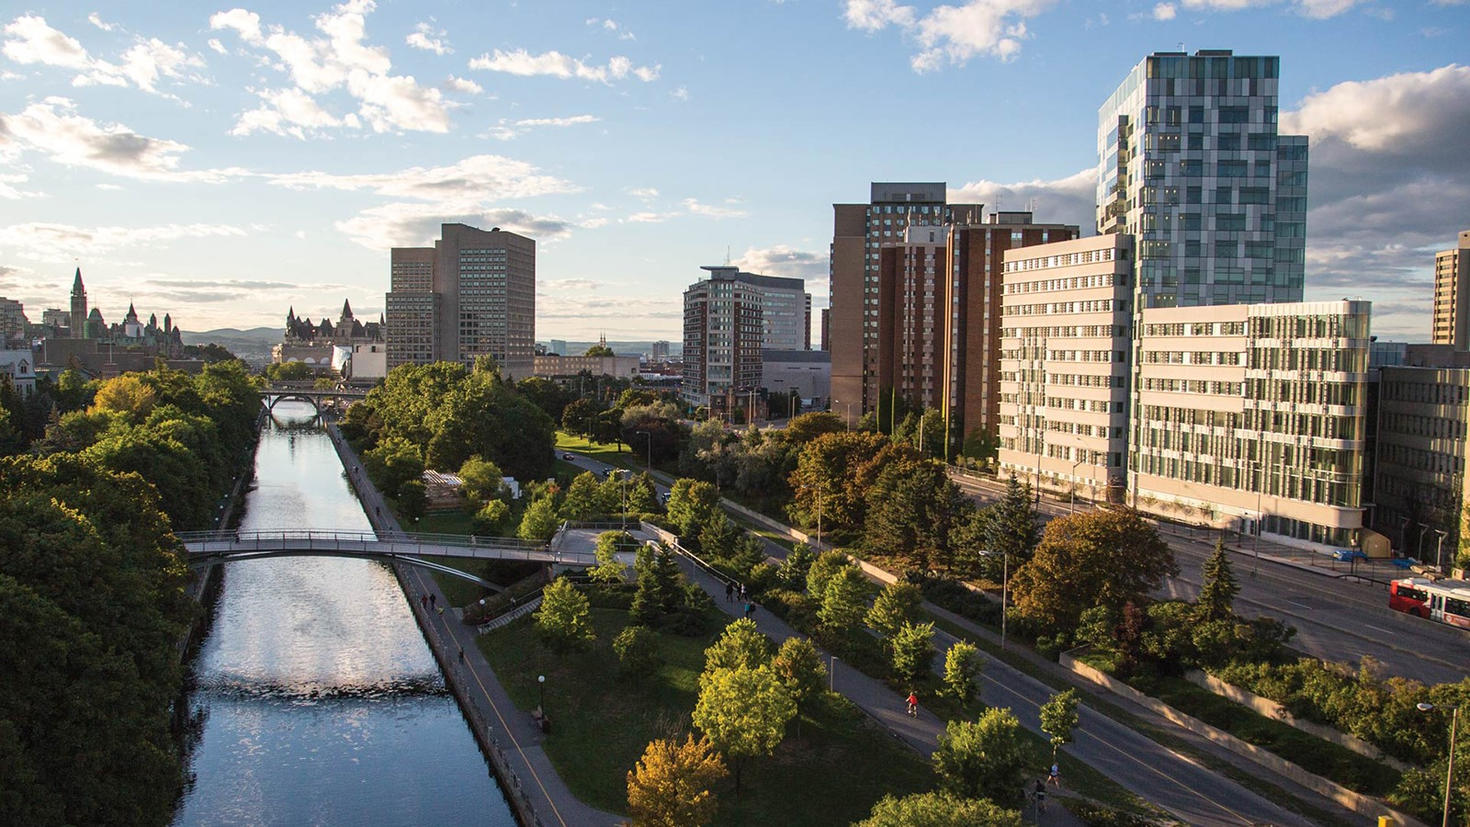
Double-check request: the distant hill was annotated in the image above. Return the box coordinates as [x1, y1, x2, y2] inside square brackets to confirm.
[179, 327, 281, 366]
[547, 340, 683, 357]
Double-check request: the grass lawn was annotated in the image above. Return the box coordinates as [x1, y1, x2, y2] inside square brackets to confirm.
[412, 508, 475, 535]
[555, 432, 645, 471]
[478, 605, 935, 825]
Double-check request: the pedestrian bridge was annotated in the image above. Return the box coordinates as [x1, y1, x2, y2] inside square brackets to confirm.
[259, 386, 369, 414]
[178, 529, 597, 591]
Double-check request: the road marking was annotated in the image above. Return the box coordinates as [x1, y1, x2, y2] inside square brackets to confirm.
[1285, 600, 1312, 609]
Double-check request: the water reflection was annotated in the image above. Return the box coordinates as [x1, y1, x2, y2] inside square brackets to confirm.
[174, 402, 513, 826]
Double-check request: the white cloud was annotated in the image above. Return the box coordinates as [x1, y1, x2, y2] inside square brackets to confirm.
[208, 38, 227, 55]
[627, 187, 659, 199]
[0, 221, 247, 261]
[1153, 3, 1178, 19]
[682, 198, 747, 218]
[468, 48, 660, 84]
[266, 153, 577, 207]
[671, 85, 689, 101]
[211, 0, 451, 134]
[486, 114, 600, 141]
[231, 87, 345, 138]
[0, 97, 242, 182]
[732, 245, 829, 280]
[86, 12, 114, 32]
[586, 17, 636, 40]
[0, 172, 39, 199]
[117, 38, 206, 94]
[948, 168, 1095, 229]
[406, 22, 450, 55]
[843, 0, 1055, 71]
[444, 75, 482, 94]
[1178, 0, 1364, 17]
[2, 14, 205, 96]
[335, 202, 573, 250]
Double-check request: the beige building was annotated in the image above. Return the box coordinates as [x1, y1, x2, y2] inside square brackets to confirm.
[1432, 230, 1470, 349]
[533, 354, 640, 379]
[1131, 300, 1371, 551]
[386, 223, 536, 378]
[998, 235, 1135, 502]
[1374, 364, 1470, 569]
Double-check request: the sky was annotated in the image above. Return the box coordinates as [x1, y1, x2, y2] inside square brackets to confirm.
[0, 0, 1467, 341]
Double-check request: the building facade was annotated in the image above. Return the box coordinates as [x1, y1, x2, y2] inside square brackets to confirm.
[1374, 365, 1470, 569]
[998, 235, 1135, 502]
[1098, 50, 1308, 309]
[682, 271, 763, 414]
[0, 297, 27, 344]
[762, 349, 831, 405]
[1432, 230, 1470, 349]
[698, 266, 810, 351]
[386, 223, 536, 378]
[1130, 300, 1370, 551]
[533, 354, 640, 379]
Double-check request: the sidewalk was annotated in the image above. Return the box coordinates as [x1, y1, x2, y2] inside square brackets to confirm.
[329, 426, 621, 827]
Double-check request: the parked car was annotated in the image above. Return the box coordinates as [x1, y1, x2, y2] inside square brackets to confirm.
[562, 453, 575, 460]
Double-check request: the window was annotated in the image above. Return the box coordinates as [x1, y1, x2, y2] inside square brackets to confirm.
[1218, 160, 1247, 178]
[1217, 133, 1241, 151]
[1217, 213, 1247, 231]
[1219, 106, 1249, 124]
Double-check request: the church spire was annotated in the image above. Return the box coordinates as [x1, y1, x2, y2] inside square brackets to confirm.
[340, 298, 354, 320]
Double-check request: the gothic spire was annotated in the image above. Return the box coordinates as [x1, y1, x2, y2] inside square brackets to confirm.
[341, 298, 354, 320]
[71, 267, 84, 294]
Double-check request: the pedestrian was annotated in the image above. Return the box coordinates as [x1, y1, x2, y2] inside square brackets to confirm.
[745, 602, 756, 620]
[420, 594, 428, 610]
[1048, 763, 1060, 787]
[430, 593, 437, 609]
[906, 691, 919, 717]
[738, 583, 746, 599]
[457, 647, 465, 663]
[1032, 779, 1046, 813]
[725, 581, 734, 602]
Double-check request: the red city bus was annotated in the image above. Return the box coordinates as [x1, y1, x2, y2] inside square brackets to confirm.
[1389, 577, 1470, 630]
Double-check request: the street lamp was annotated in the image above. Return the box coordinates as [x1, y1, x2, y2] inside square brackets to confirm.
[1416, 702, 1459, 827]
[1069, 456, 1083, 515]
[1436, 529, 1448, 573]
[1419, 522, 1433, 562]
[537, 674, 546, 714]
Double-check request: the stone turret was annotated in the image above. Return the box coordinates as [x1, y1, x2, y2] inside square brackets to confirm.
[70, 267, 87, 339]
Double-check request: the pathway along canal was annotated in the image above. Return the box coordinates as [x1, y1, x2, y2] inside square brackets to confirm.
[174, 402, 514, 825]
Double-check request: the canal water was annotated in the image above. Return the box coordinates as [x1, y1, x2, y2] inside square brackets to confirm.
[174, 403, 514, 825]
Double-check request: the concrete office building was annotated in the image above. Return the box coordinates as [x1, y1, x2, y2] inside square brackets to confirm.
[1098, 50, 1308, 309]
[682, 270, 764, 415]
[762, 349, 831, 405]
[998, 235, 1135, 503]
[386, 223, 536, 377]
[1375, 364, 1470, 569]
[533, 353, 640, 379]
[0, 297, 27, 344]
[698, 266, 810, 351]
[1130, 300, 1371, 552]
[1432, 230, 1470, 349]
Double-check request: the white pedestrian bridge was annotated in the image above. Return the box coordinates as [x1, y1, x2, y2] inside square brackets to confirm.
[177, 529, 597, 591]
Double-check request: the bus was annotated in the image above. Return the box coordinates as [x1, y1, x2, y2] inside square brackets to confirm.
[1388, 577, 1470, 630]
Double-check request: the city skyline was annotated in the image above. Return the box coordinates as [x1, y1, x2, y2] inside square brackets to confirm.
[0, 1, 1466, 339]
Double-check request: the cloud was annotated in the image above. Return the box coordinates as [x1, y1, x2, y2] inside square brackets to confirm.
[208, 38, 227, 54]
[843, 0, 1054, 70]
[334, 202, 573, 250]
[211, 0, 451, 135]
[230, 87, 347, 138]
[1178, 0, 1364, 18]
[266, 153, 576, 206]
[486, 114, 599, 141]
[468, 48, 660, 84]
[1153, 3, 1178, 19]
[444, 74, 481, 94]
[948, 168, 1095, 229]
[0, 172, 40, 199]
[627, 187, 659, 199]
[86, 12, 114, 32]
[586, 17, 636, 40]
[2, 14, 205, 95]
[405, 22, 450, 55]
[0, 97, 243, 182]
[681, 198, 747, 218]
[732, 245, 828, 280]
[0, 221, 248, 261]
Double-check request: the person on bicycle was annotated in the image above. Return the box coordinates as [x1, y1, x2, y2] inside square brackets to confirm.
[906, 691, 919, 717]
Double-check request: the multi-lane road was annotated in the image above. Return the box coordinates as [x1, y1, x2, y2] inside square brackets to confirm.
[948, 473, 1469, 686]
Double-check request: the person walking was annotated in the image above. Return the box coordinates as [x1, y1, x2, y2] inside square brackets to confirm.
[429, 593, 437, 609]
[1032, 779, 1047, 813]
[738, 583, 746, 600]
[1048, 763, 1060, 787]
[906, 691, 919, 717]
[725, 581, 734, 602]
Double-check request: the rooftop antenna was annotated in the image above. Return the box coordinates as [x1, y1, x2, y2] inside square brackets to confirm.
[725, 245, 731, 265]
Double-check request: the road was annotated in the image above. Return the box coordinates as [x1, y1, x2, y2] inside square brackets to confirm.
[949, 473, 1469, 686]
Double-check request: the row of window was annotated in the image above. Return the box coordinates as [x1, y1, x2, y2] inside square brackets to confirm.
[1007, 299, 1126, 316]
[1004, 273, 1128, 293]
[1141, 377, 1244, 395]
[1141, 350, 1243, 366]
[1005, 247, 1118, 272]
[1000, 325, 1129, 339]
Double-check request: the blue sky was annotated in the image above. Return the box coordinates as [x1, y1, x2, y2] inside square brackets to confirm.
[1, 0, 1467, 340]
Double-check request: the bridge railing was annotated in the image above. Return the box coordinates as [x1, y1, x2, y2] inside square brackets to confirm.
[176, 528, 546, 552]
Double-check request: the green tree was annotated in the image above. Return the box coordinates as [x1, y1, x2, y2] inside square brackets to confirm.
[858, 791, 1023, 827]
[1197, 537, 1240, 622]
[90, 374, 158, 421]
[1011, 508, 1178, 634]
[585, 343, 615, 357]
[471, 499, 511, 535]
[805, 550, 855, 599]
[561, 471, 609, 520]
[891, 621, 936, 684]
[630, 544, 683, 625]
[942, 641, 983, 705]
[667, 478, 721, 538]
[535, 576, 595, 652]
[934, 708, 1032, 806]
[692, 665, 797, 793]
[613, 625, 662, 678]
[1039, 688, 1081, 762]
[362, 436, 424, 499]
[590, 531, 633, 584]
[863, 459, 971, 571]
[626, 733, 728, 827]
[817, 566, 872, 639]
[776, 543, 816, 590]
[397, 478, 428, 522]
[561, 397, 600, 437]
[458, 456, 507, 503]
[978, 477, 1040, 578]
[518, 495, 561, 541]
[867, 580, 923, 642]
[698, 513, 741, 559]
[787, 431, 890, 534]
[771, 636, 826, 716]
[701, 618, 772, 682]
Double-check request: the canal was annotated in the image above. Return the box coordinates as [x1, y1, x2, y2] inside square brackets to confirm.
[174, 402, 515, 825]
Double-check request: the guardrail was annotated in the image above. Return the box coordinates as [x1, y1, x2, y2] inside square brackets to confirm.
[176, 528, 545, 551]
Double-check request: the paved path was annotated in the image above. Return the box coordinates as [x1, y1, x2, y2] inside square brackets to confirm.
[331, 427, 622, 826]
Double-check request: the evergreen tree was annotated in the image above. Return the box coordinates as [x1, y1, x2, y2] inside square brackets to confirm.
[867, 581, 923, 642]
[981, 476, 1040, 575]
[1197, 537, 1240, 622]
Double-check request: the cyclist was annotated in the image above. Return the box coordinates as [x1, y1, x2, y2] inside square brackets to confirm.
[905, 691, 919, 717]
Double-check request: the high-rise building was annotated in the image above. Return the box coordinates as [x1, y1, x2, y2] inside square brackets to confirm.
[650, 340, 670, 361]
[682, 269, 764, 415]
[698, 266, 810, 351]
[0, 297, 27, 343]
[1432, 230, 1470, 349]
[1098, 50, 1308, 309]
[820, 308, 830, 352]
[1375, 360, 1470, 567]
[1130, 300, 1371, 551]
[70, 267, 87, 339]
[549, 339, 568, 356]
[998, 235, 1135, 503]
[386, 223, 536, 378]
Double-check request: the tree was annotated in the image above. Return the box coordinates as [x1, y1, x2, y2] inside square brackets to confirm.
[771, 636, 826, 715]
[858, 791, 1023, 827]
[362, 436, 424, 499]
[787, 431, 889, 534]
[891, 621, 936, 684]
[585, 343, 615, 357]
[863, 459, 971, 571]
[561, 397, 600, 437]
[692, 665, 797, 793]
[698, 513, 741, 559]
[667, 478, 720, 538]
[630, 544, 683, 626]
[1039, 688, 1081, 763]
[590, 531, 632, 584]
[805, 550, 855, 599]
[397, 478, 427, 522]
[626, 733, 728, 827]
[518, 494, 561, 541]
[458, 456, 506, 503]
[1197, 537, 1240, 622]
[934, 708, 1032, 806]
[535, 577, 595, 652]
[90, 374, 158, 421]
[561, 471, 609, 520]
[942, 641, 983, 705]
[817, 566, 871, 639]
[613, 625, 662, 677]
[867, 581, 923, 642]
[776, 543, 816, 590]
[701, 618, 771, 682]
[471, 499, 511, 535]
[980, 477, 1040, 577]
[1010, 508, 1178, 634]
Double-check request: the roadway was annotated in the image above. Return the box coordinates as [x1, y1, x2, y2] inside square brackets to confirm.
[948, 473, 1469, 686]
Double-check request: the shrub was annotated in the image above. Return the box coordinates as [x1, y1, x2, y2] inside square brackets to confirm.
[613, 625, 662, 677]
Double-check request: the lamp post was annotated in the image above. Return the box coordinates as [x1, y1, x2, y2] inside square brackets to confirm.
[537, 674, 546, 714]
[1069, 457, 1083, 515]
[1419, 522, 1433, 562]
[1416, 702, 1459, 827]
[829, 655, 838, 691]
[1001, 551, 1009, 650]
[1436, 529, 1448, 572]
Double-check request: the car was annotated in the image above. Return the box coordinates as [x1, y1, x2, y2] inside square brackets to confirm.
[562, 453, 575, 460]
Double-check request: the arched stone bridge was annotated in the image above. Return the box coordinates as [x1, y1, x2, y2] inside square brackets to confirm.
[259, 386, 369, 414]
[178, 529, 597, 591]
